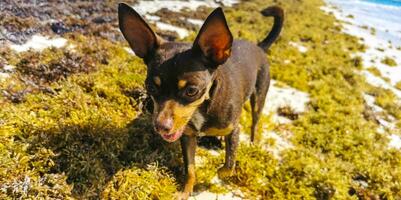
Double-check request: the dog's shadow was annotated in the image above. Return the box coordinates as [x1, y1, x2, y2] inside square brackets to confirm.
[119, 113, 183, 174]
[28, 92, 225, 198]
[28, 112, 184, 198]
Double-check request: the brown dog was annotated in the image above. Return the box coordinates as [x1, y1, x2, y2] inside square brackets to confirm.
[118, 3, 283, 199]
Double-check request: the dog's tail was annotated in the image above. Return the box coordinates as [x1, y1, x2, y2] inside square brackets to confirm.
[258, 6, 284, 52]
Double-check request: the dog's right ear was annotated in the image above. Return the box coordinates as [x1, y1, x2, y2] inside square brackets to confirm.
[118, 3, 162, 59]
[192, 7, 233, 67]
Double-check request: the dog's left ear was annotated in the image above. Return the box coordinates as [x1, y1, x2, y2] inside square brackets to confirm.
[118, 3, 163, 59]
[193, 7, 233, 66]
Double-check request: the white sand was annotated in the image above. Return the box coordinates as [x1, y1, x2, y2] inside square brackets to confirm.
[142, 14, 189, 39]
[131, 0, 239, 39]
[3, 65, 15, 71]
[9, 34, 67, 53]
[0, 72, 10, 81]
[133, 0, 239, 15]
[187, 18, 204, 26]
[362, 70, 401, 101]
[248, 80, 309, 158]
[389, 134, 401, 149]
[264, 80, 310, 115]
[322, 1, 401, 89]
[190, 190, 242, 200]
[363, 93, 384, 113]
[323, 1, 401, 150]
[262, 130, 293, 159]
[155, 21, 190, 39]
[324, 0, 401, 45]
[145, 15, 161, 21]
[363, 93, 397, 130]
[0, 64, 15, 82]
[289, 41, 308, 53]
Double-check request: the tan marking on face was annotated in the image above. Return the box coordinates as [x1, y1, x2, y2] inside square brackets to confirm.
[157, 92, 206, 133]
[153, 76, 161, 86]
[178, 79, 187, 89]
[204, 124, 234, 136]
[156, 80, 214, 133]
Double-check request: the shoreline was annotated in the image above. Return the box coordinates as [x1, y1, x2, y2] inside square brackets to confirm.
[322, 0, 401, 87]
[322, 0, 401, 147]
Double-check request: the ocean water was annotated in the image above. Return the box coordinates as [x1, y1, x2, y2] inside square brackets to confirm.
[327, 0, 401, 46]
[364, 0, 401, 6]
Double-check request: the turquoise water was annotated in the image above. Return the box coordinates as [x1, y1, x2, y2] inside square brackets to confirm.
[327, 0, 401, 46]
[364, 0, 401, 6]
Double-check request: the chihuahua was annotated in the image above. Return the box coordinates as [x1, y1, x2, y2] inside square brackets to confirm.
[118, 3, 283, 199]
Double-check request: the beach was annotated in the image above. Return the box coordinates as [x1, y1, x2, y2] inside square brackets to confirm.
[324, 0, 401, 85]
[322, 0, 401, 148]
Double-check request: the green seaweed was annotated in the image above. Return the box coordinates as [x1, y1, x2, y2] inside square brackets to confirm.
[381, 56, 397, 67]
[370, 27, 376, 36]
[102, 165, 177, 200]
[395, 81, 401, 91]
[366, 67, 391, 83]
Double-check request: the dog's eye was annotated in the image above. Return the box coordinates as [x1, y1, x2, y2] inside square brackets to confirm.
[147, 84, 158, 95]
[185, 86, 199, 97]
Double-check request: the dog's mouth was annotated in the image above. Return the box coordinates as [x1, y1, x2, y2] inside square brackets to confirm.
[160, 127, 185, 142]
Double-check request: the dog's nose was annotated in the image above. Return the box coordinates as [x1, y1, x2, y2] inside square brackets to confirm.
[155, 118, 173, 133]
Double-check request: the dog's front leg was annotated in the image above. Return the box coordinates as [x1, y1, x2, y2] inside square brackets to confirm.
[218, 127, 239, 178]
[178, 135, 197, 199]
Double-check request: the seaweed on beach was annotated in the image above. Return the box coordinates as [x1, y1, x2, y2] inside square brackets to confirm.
[153, 6, 212, 32]
[381, 56, 397, 67]
[15, 48, 96, 84]
[0, 34, 116, 103]
[0, 0, 139, 44]
[395, 81, 401, 90]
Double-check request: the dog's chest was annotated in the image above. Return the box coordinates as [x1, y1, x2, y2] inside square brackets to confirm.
[190, 110, 205, 132]
[189, 110, 234, 137]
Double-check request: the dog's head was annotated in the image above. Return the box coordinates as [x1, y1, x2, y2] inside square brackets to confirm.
[118, 3, 233, 142]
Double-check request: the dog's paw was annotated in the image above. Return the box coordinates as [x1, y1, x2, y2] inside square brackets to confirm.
[217, 166, 234, 179]
[175, 191, 190, 200]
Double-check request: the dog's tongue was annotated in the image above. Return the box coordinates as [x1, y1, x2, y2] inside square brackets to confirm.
[161, 130, 183, 142]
